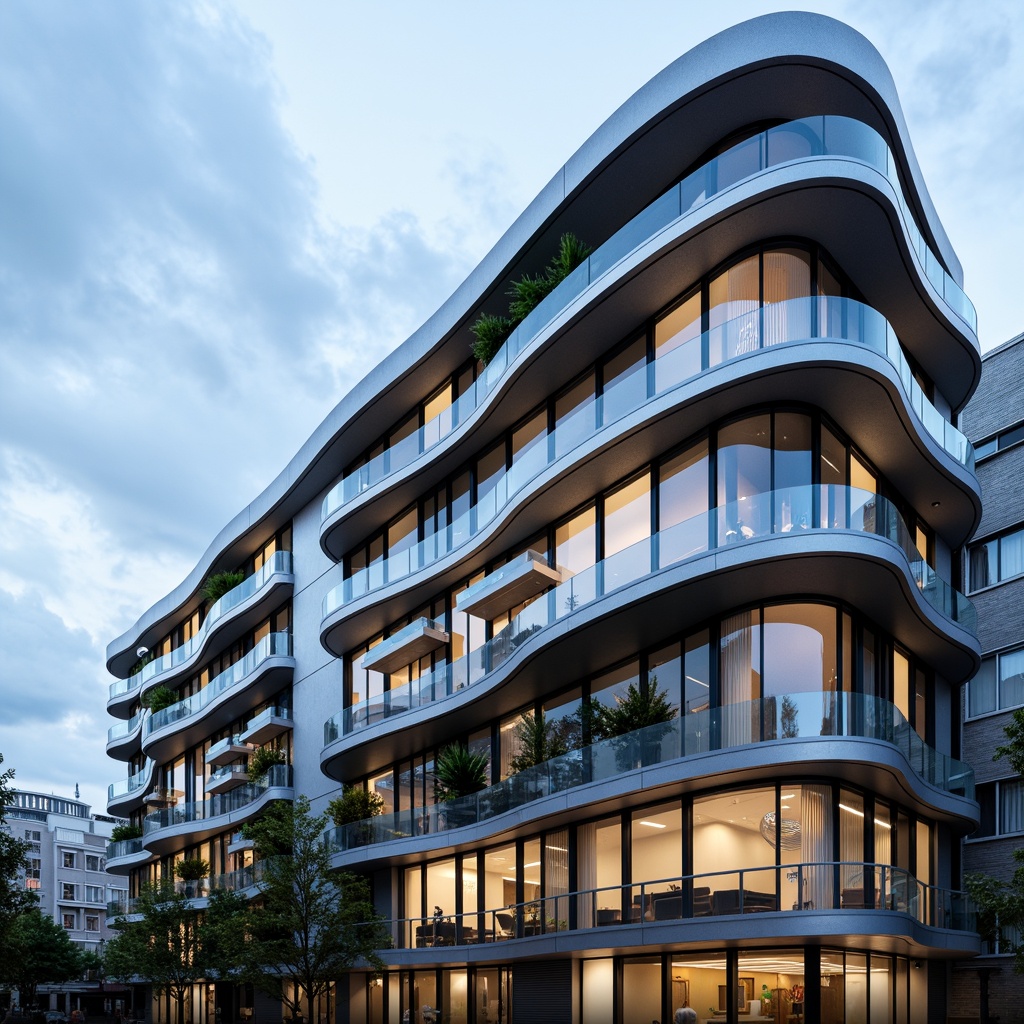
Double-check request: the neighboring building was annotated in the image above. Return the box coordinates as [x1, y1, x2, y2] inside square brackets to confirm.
[104, 13, 984, 1024]
[953, 332, 1024, 1022]
[6, 789, 126, 1014]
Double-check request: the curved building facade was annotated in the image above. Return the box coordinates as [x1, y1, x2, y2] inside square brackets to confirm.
[105, 14, 982, 1024]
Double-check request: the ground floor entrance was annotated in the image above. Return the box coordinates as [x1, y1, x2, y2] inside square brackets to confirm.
[347, 946, 939, 1024]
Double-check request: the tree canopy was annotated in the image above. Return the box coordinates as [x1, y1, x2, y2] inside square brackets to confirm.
[966, 706, 1024, 971]
[0, 908, 90, 1007]
[0, 753, 37, 942]
[240, 797, 390, 1022]
[103, 881, 248, 1024]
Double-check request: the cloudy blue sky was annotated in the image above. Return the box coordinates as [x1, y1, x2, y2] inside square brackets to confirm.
[1, 0, 1021, 813]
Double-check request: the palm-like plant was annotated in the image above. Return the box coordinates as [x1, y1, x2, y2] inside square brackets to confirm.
[433, 744, 489, 802]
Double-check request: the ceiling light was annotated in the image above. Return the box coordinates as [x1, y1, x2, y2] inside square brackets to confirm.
[639, 820, 666, 829]
[523, 861, 541, 868]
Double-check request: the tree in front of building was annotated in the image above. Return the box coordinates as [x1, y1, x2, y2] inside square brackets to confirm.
[0, 908, 94, 1008]
[103, 881, 247, 1024]
[0, 753, 37, 943]
[240, 797, 390, 1023]
[966, 706, 1024, 970]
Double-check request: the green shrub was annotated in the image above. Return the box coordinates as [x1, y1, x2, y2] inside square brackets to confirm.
[433, 743, 489, 802]
[203, 570, 245, 605]
[327, 785, 385, 826]
[470, 232, 590, 365]
[592, 678, 677, 740]
[142, 685, 178, 713]
[247, 746, 286, 783]
[508, 712, 568, 775]
[470, 313, 514, 366]
[110, 823, 143, 842]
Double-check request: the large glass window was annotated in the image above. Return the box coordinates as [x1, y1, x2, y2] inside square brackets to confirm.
[968, 645, 1024, 717]
[577, 816, 621, 928]
[655, 291, 701, 392]
[604, 473, 651, 585]
[631, 804, 681, 921]
[658, 440, 709, 564]
[709, 253, 759, 362]
[601, 337, 648, 424]
[692, 787, 776, 912]
[969, 525, 1024, 591]
[717, 414, 771, 540]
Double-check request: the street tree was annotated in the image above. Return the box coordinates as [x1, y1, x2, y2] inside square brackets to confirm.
[0, 908, 89, 1007]
[103, 880, 247, 1024]
[241, 797, 390, 1023]
[0, 753, 37, 943]
[966, 707, 1024, 973]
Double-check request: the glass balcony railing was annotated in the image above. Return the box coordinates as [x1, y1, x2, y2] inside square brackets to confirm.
[105, 838, 144, 863]
[145, 632, 292, 738]
[326, 693, 972, 856]
[107, 707, 147, 745]
[324, 486, 975, 741]
[322, 295, 974, 621]
[109, 551, 292, 701]
[107, 761, 153, 803]
[143, 764, 293, 835]
[322, 115, 976, 524]
[383, 861, 974, 950]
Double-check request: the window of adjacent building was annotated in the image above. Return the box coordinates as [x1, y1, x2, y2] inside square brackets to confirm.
[24, 829, 41, 843]
[62, 851, 76, 869]
[968, 646, 1024, 717]
[85, 854, 101, 872]
[62, 882, 76, 901]
[25, 858, 40, 890]
[970, 524, 1024, 591]
[85, 915, 100, 932]
[62, 913, 75, 930]
[975, 779, 1024, 838]
[86, 885, 104, 903]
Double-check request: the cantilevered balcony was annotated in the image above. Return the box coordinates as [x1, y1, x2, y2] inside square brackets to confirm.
[142, 632, 293, 764]
[206, 764, 250, 794]
[106, 708, 148, 760]
[456, 552, 562, 620]
[106, 759, 154, 816]
[107, 550, 293, 717]
[142, 764, 293, 856]
[205, 735, 252, 766]
[326, 693, 973, 862]
[322, 487, 976, 759]
[105, 838, 153, 875]
[360, 618, 450, 675]
[320, 116, 977, 552]
[240, 705, 292, 745]
[378, 861, 976, 960]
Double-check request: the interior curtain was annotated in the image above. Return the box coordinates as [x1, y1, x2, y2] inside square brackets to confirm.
[576, 823, 596, 928]
[801, 784, 834, 910]
[720, 611, 755, 746]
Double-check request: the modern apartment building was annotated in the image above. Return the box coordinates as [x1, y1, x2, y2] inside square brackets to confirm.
[6, 790, 124, 1013]
[953, 332, 1024, 1021]
[104, 13, 984, 1024]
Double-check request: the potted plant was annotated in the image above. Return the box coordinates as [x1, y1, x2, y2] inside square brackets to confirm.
[326, 785, 386, 848]
[592, 678, 677, 771]
[247, 746, 286, 784]
[175, 857, 210, 898]
[202, 570, 245, 605]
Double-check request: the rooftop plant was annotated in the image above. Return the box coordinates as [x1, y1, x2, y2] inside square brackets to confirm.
[470, 232, 591, 366]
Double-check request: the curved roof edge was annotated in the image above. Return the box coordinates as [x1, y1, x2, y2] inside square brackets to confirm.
[107, 11, 964, 667]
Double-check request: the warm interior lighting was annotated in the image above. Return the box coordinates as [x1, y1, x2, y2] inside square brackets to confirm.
[839, 802, 891, 829]
[638, 820, 667, 829]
